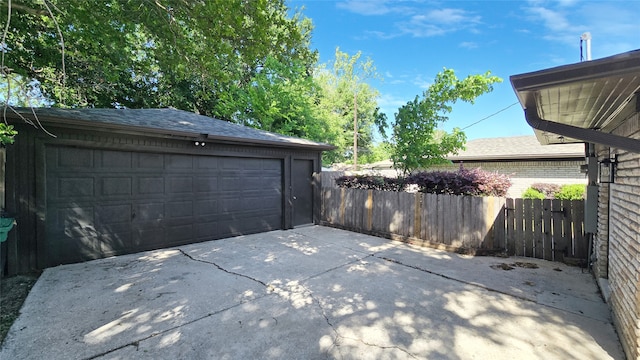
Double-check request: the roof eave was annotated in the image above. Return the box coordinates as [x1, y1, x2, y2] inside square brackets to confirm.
[448, 153, 584, 162]
[5, 111, 336, 151]
[510, 49, 640, 152]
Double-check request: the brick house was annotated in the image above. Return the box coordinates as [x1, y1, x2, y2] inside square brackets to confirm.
[511, 49, 640, 359]
[364, 135, 586, 198]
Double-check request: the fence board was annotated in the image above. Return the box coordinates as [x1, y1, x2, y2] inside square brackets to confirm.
[523, 199, 533, 257]
[413, 193, 422, 238]
[483, 197, 498, 250]
[423, 193, 437, 242]
[551, 199, 566, 262]
[366, 190, 373, 231]
[445, 195, 454, 245]
[446, 195, 457, 246]
[437, 195, 445, 244]
[506, 198, 515, 255]
[514, 198, 524, 256]
[321, 171, 345, 189]
[487, 198, 507, 251]
[533, 200, 543, 258]
[401, 192, 414, 238]
[472, 196, 484, 248]
[342, 188, 351, 227]
[381, 191, 396, 234]
[461, 195, 471, 248]
[561, 200, 572, 260]
[542, 199, 552, 261]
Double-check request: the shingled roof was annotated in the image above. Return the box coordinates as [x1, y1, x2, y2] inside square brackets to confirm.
[6, 108, 334, 150]
[365, 135, 585, 170]
[449, 135, 584, 161]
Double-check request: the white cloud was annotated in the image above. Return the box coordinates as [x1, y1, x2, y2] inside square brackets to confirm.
[522, 1, 640, 56]
[557, 0, 579, 7]
[459, 41, 478, 49]
[525, 6, 570, 32]
[396, 8, 482, 38]
[424, 8, 481, 25]
[411, 74, 433, 90]
[361, 30, 401, 40]
[337, 2, 483, 39]
[377, 93, 411, 117]
[336, 0, 411, 16]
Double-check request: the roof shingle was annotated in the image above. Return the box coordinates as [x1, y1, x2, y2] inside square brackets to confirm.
[449, 135, 584, 161]
[7, 108, 334, 150]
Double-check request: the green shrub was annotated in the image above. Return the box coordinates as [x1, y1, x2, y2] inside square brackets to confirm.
[530, 183, 560, 198]
[554, 184, 586, 200]
[522, 188, 545, 199]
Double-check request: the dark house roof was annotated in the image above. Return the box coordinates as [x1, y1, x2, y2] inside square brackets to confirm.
[365, 135, 584, 170]
[510, 49, 640, 152]
[449, 135, 584, 161]
[6, 108, 335, 150]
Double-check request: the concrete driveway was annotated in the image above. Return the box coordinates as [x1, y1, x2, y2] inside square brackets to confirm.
[1, 226, 623, 359]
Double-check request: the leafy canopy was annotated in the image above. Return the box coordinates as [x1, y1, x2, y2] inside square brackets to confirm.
[1, 0, 317, 118]
[391, 68, 502, 174]
[314, 48, 382, 165]
[1, 2, 391, 161]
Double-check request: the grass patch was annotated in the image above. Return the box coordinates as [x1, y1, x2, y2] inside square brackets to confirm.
[0, 273, 40, 345]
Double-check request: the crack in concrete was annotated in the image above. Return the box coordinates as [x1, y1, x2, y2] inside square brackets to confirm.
[84, 301, 254, 359]
[343, 335, 420, 359]
[177, 249, 269, 288]
[302, 254, 377, 283]
[377, 255, 610, 323]
[299, 282, 343, 359]
[85, 249, 277, 359]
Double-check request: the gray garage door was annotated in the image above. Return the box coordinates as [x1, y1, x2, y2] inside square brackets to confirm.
[44, 146, 283, 266]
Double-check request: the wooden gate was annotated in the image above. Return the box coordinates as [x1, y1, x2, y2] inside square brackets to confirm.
[505, 198, 586, 262]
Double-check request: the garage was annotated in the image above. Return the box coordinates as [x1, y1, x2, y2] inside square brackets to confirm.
[3, 108, 332, 271]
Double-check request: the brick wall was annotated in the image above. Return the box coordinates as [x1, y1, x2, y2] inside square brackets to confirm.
[603, 112, 640, 359]
[594, 181, 609, 279]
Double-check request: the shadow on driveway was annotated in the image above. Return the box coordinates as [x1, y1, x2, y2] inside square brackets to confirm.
[0, 226, 624, 359]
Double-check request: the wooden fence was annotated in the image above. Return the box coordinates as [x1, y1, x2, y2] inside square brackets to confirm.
[505, 198, 586, 262]
[321, 188, 587, 262]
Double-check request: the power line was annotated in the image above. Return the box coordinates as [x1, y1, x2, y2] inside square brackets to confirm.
[460, 101, 520, 130]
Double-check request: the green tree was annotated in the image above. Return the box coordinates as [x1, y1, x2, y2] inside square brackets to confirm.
[391, 68, 502, 174]
[218, 55, 330, 143]
[314, 48, 381, 165]
[358, 141, 392, 164]
[1, 0, 317, 119]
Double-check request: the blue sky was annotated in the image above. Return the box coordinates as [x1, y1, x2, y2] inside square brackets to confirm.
[289, 0, 640, 141]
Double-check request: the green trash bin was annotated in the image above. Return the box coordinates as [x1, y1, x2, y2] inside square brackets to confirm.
[0, 217, 14, 243]
[0, 217, 13, 276]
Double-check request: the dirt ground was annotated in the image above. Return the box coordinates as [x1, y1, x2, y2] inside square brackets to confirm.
[0, 273, 39, 345]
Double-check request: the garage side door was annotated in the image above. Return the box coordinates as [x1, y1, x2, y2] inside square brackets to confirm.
[44, 146, 283, 266]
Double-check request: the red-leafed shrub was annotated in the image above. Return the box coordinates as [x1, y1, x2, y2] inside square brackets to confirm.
[407, 168, 510, 196]
[334, 175, 406, 192]
[334, 168, 511, 197]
